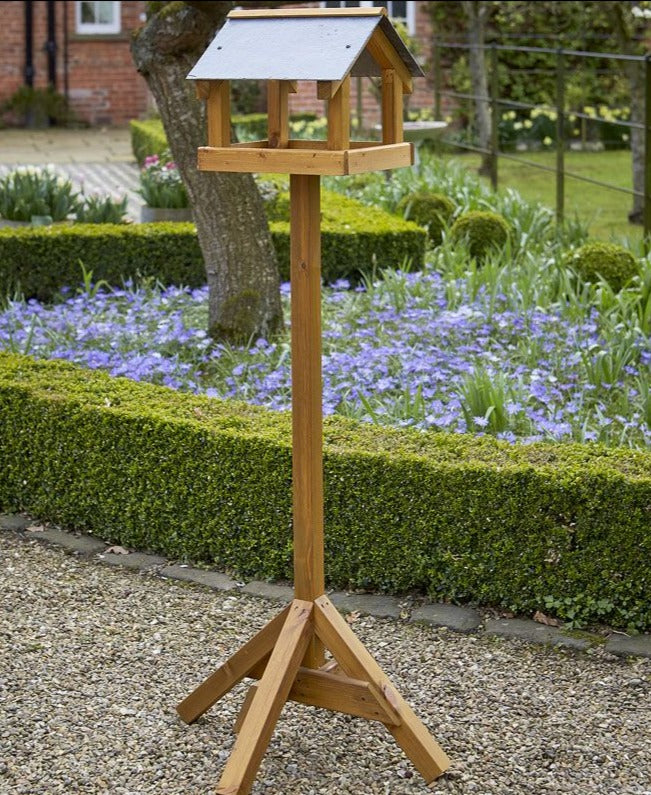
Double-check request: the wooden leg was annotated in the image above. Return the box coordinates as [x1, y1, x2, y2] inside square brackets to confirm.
[233, 686, 257, 735]
[176, 605, 290, 724]
[216, 600, 313, 795]
[241, 666, 401, 725]
[313, 595, 450, 783]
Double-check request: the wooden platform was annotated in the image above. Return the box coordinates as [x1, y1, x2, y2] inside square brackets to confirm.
[197, 140, 413, 175]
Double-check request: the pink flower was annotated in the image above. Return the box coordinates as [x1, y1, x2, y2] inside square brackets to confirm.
[144, 155, 159, 167]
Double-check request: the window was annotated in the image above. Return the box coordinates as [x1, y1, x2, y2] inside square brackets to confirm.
[322, 1, 415, 34]
[76, 1, 121, 35]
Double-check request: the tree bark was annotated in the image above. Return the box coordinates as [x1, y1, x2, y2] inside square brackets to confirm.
[461, 1, 492, 176]
[131, 1, 283, 341]
[610, 4, 644, 224]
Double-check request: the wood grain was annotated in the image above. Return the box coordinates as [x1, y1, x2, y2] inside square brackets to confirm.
[313, 595, 450, 783]
[366, 27, 413, 94]
[327, 75, 350, 150]
[176, 605, 290, 724]
[207, 80, 231, 147]
[228, 8, 386, 18]
[267, 80, 290, 148]
[216, 600, 313, 795]
[381, 68, 404, 144]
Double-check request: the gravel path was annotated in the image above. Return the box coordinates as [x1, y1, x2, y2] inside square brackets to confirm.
[1, 533, 649, 795]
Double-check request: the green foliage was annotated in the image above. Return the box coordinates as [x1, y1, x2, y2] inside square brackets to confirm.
[75, 195, 129, 225]
[138, 154, 189, 209]
[396, 192, 456, 245]
[1, 353, 650, 631]
[129, 119, 168, 166]
[431, 1, 637, 110]
[449, 210, 510, 261]
[0, 192, 425, 299]
[569, 242, 640, 292]
[1, 85, 80, 129]
[0, 167, 80, 223]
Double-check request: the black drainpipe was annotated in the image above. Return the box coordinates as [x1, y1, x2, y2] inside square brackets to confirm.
[63, 1, 69, 106]
[24, 0, 34, 87]
[46, 0, 57, 89]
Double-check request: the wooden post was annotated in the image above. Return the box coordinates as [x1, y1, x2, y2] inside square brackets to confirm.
[381, 68, 403, 144]
[327, 75, 350, 150]
[268, 80, 290, 148]
[207, 80, 231, 147]
[290, 172, 325, 668]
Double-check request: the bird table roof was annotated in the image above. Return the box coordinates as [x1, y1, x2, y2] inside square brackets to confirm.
[187, 8, 423, 84]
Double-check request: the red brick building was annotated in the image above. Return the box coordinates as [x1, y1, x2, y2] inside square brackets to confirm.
[0, 0, 150, 126]
[0, 1, 435, 130]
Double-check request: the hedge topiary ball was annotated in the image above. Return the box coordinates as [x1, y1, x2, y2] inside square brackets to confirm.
[396, 192, 456, 245]
[449, 210, 510, 260]
[568, 242, 639, 292]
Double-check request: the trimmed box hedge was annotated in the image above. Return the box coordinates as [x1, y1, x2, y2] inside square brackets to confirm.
[1, 353, 650, 631]
[0, 193, 425, 301]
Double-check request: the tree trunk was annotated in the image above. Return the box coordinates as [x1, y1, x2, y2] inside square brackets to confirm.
[131, 2, 283, 342]
[628, 61, 644, 225]
[610, 3, 644, 224]
[462, 1, 491, 176]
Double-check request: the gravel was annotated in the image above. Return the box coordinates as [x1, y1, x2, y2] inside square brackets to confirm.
[1, 532, 650, 795]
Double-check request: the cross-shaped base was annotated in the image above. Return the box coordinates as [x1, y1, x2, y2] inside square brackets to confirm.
[177, 595, 450, 795]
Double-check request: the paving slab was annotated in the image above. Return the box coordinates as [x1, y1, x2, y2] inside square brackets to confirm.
[485, 617, 593, 651]
[411, 603, 481, 633]
[0, 513, 32, 531]
[99, 551, 168, 571]
[241, 580, 294, 602]
[160, 564, 237, 592]
[605, 633, 651, 659]
[327, 591, 402, 619]
[25, 526, 106, 555]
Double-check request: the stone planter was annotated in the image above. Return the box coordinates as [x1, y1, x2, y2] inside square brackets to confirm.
[140, 206, 193, 223]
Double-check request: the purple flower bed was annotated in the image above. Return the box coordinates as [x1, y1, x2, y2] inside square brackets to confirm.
[1, 270, 649, 448]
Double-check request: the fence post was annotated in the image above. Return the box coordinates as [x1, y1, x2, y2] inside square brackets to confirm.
[490, 43, 498, 191]
[433, 40, 441, 121]
[645, 55, 651, 245]
[556, 48, 565, 226]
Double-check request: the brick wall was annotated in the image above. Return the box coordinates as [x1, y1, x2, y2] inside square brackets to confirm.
[286, 2, 436, 130]
[0, 1, 150, 126]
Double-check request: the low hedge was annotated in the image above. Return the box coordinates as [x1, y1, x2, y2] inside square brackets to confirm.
[130, 119, 167, 165]
[0, 223, 204, 300]
[270, 189, 425, 283]
[1, 353, 650, 631]
[0, 193, 425, 300]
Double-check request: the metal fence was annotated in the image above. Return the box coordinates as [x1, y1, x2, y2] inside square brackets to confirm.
[431, 41, 651, 239]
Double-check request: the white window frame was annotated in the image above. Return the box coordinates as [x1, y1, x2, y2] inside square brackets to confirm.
[321, 2, 416, 34]
[75, 1, 121, 35]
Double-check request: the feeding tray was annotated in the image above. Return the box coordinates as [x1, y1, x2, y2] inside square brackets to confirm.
[197, 138, 413, 176]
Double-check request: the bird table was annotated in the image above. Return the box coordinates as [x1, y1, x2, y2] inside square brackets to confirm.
[177, 8, 451, 794]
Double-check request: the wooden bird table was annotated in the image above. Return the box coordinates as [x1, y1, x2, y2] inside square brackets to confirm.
[178, 9, 451, 794]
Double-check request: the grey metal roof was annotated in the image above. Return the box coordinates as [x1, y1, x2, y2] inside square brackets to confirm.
[187, 15, 423, 82]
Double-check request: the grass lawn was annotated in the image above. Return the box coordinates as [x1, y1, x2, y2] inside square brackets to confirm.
[443, 149, 642, 246]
